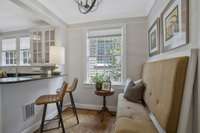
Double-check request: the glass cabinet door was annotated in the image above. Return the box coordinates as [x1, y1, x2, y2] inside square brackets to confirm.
[31, 29, 55, 64]
[32, 31, 43, 64]
[44, 30, 55, 63]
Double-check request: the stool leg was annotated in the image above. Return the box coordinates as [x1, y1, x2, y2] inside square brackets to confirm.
[69, 92, 79, 124]
[40, 104, 47, 133]
[58, 100, 63, 128]
[56, 102, 65, 133]
[60, 100, 63, 111]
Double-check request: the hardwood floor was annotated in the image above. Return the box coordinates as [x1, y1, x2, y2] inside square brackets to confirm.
[35, 108, 116, 133]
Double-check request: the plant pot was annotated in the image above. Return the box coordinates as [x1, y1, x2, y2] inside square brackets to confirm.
[96, 82, 102, 91]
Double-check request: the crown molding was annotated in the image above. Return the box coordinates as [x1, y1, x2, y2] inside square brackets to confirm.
[10, 0, 68, 28]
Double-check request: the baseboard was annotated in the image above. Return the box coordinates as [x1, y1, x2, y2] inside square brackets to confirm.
[21, 110, 58, 133]
[22, 103, 117, 133]
[69, 103, 117, 112]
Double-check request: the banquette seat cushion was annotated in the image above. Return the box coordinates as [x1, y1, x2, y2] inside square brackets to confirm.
[115, 94, 157, 133]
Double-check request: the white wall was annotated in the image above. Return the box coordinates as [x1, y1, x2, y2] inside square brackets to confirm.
[65, 17, 148, 109]
[55, 26, 69, 80]
[147, 0, 199, 61]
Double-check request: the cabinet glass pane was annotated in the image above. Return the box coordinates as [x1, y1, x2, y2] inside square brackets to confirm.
[45, 53, 49, 63]
[50, 42, 55, 46]
[50, 30, 55, 40]
[38, 43, 42, 52]
[38, 53, 42, 63]
[45, 31, 49, 41]
[44, 30, 55, 63]
[33, 53, 37, 63]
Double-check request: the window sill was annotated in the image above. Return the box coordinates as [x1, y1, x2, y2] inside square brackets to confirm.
[83, 81, 125, 89]
[0, 65, 17, 67]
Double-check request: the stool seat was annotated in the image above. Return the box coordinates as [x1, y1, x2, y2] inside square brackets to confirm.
[35, 95, 60, 105]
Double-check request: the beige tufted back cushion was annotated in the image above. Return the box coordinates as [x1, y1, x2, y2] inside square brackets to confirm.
[142, 57, 189, 133]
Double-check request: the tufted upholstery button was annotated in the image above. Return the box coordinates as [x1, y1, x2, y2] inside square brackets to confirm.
[131, 115, 135, 120]
[149, 92, 152, 96]
[156, 99, 159, 104]
[128, 115, 133, 119]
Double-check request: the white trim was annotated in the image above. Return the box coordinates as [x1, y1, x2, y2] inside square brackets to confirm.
[148, 46, 191, 62]
[84, 24, 127, 84]
[83, 82, 125, 90]
[122, 24, 127, 83]
[149, 112, 166, 133]
[10, 0, 68, 27]
[73, 103, 117, 112]
[21, 110, 57, 133]
[22, 103, 116, 133]
[0, 30, 31, 66]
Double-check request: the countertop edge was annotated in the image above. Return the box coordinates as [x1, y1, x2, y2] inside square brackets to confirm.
[0, 74, 67, 84]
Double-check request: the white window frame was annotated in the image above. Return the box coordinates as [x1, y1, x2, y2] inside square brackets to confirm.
[84, 24, 127, 85]
[1, 38, 17, 66]
[20, 36, 31, 65]
[2, 50, 17, 65]
[20, 49, 29, 65]
[0, 27, 55, 66]
[0, 35, 31, 66]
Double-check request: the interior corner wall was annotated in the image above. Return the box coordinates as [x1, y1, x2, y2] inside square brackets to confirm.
[0, 86, 2, 133]
[65, 17, 148, 108]
[198, 0, 200, 48]
[55, 26, 69, 80]
[147, 0, 198, 61]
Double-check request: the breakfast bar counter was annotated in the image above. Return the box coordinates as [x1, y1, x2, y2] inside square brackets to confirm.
[0, 74, 67, 84]
[0, 74, 67, 133]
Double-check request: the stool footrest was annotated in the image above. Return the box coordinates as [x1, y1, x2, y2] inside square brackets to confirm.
[41, 116, 60, 132]
[45, 116, 59, 122]
[42, 126, 60, 132]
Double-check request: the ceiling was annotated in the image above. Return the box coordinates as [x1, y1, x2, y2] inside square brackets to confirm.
[0, 0, 155, 32]
[0, 0, 48, 33]
[37, 0, 155, 24]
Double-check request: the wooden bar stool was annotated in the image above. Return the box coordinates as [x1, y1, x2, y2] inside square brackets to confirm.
[35, 82, 68, 133]
[58, 78, 79, 125]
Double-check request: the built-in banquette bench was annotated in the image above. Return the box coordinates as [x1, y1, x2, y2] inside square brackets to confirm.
[115, 57, 189, 133]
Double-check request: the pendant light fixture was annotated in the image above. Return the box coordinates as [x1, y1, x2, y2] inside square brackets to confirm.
[74, 0, 101, 14]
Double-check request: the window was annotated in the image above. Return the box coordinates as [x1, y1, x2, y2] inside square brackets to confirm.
[0, 28, 55, 66]
[20, 37, 30, 65]
[2, 38, 17, 65]
[86, 27, 124, 84]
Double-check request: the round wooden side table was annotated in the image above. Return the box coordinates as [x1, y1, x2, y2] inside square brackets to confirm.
[95, 88, 115, 121]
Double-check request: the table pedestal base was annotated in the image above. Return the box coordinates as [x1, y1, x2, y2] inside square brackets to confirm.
[98, 96, 115, 122]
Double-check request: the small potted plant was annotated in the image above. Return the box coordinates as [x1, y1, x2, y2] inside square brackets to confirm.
[91, 73, 104, 91]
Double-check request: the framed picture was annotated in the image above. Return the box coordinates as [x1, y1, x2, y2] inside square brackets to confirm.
[102, 81, 111, 91]
[148, 18, 160, 57]
[161, 0, 189, 52]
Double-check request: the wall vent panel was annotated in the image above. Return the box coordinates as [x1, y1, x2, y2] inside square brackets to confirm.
[23, 103, 35, 121]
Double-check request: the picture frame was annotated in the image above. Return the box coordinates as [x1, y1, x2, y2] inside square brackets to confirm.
[102, 81, 111, 91]
[161, 0, 189, 52]
[148, 18, 160, 57]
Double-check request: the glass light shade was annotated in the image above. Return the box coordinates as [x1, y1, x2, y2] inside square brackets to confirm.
[50, 46, 65, 65]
